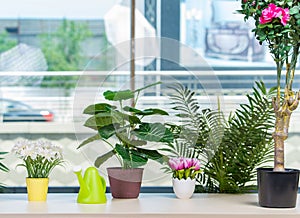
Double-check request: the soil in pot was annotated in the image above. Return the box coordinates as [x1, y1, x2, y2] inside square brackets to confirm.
[257, 167, 299, 208]
[107, 167, 144, 199]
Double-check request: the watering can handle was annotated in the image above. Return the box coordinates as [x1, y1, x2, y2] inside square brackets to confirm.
[100, 176, 106, 193]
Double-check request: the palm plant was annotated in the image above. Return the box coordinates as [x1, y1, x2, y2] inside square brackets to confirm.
[0, 151, 9, 191]
[0, 152, 8, 173]
[165, 81, 275, 193]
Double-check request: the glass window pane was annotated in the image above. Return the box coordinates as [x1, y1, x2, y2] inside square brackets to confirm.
[180, 0, 277, 69]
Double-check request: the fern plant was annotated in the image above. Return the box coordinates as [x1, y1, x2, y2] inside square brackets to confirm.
[165, 84, 225, 160]
[165, 81, 275, 193]
[0, 151, 9, 191]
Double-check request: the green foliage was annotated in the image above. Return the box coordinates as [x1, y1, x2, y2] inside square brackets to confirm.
[166, 81, 275, 193]
[239, 0, 300, 92]
[164, 84, 225, 161]
[0, 152, 9, 173]
[0, 152, 9, 191]
[0, 31, 17, 53]
[204, 82, 275, 193]
[78, 82, 173, 169]
[12, 140, 64, 178]
[40, 19, 92, 88]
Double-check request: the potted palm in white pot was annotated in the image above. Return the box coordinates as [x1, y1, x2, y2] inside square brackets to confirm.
[78, 82, 173, 198]
[239, 0, 300, 208]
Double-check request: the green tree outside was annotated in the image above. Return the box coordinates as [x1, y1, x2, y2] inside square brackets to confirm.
[0, 31, 17, 53]
[40, 19, 92, 89]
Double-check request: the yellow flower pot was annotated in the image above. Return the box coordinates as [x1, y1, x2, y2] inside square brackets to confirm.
[26, 178, 49, 201]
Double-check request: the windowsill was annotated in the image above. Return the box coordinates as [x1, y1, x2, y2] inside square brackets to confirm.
[1, 193, 300, 217]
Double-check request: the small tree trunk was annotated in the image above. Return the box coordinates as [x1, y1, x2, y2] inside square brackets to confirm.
[273, 114, 290, 171]
[272, 90, 300, 172]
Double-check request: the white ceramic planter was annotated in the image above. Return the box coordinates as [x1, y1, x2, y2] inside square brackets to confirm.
[172, 177, 196, 199]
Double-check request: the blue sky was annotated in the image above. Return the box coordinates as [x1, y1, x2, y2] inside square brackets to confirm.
[0, 0, 118, 19]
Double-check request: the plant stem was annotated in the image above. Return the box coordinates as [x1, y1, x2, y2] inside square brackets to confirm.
[288, 44, 299, 90]
[273, 45, 300, 171]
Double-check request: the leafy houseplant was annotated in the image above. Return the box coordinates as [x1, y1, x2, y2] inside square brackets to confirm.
[165, 82, 275, 193]
[239, 0, 300, 207]
[78, 82, 173, 198]
[11, 139, 64, 201]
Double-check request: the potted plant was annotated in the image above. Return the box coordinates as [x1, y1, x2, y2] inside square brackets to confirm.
[168, 157, 201, 199]
[239, 1, 300, 207]
[11, 139, 64, 201]
[164, 82, 275, 193]
[77, 82, 173, 198]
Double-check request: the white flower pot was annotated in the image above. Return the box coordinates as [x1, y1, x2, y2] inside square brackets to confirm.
[172, 178, 196, 199]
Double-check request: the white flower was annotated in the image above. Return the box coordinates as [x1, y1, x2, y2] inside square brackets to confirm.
[11, 139, 64, 178]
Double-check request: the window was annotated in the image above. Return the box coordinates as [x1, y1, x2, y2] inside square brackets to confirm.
[0, 0, 299, 190]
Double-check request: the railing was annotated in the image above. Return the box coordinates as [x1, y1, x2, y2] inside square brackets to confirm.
[1, 71, 300, 130]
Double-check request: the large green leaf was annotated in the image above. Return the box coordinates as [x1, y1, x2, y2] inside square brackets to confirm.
[83, 103, 116, 115]
[94, 150, 116, 168]
[129, 149, 148, 168]
[136, 147, 166, 164]
[83, 111, 126, 130]
[128, 115, 141, 124]
[133, 123, 174, 143]
[115, 143, 131, 160]
[83, 113, 116, 130]
[104, 90, 134, 101]
[98, 124, 120, 139]
[114, 144, 148, 168]
[123, 106, 143, 114]
[123, 106, 169, 116]
[77, 133, 101, 149]
[116, 132, 147, 147]
[142, 108, 169, 116]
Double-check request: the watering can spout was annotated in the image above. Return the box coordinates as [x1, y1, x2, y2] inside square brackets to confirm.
[73, 166, 89, 195]
[73, 166, 107, 204]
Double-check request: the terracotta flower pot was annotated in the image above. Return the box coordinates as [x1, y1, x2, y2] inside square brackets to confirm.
[26, 177, 49, 201]
[107, 167, 143, 199]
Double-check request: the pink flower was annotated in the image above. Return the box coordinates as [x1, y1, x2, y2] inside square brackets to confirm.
[168, 158, 179, 170]
[259, 4, 280, 24]
[192, 158, 201, 170]
[169, 157, 201, 179]
[168, 157, 201, 170]
[280, 8, 290, 26]
[259, 3, 290, 26]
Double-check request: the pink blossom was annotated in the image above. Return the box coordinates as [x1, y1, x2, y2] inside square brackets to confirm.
[259, 4, 280, 24]
[192, 158, 201, 170]
[168, 158, 179, 170]
[168, 157, 200, 170]
[169, 157, 201, 179]
[280, 8, 290, 26]
[259, 3, 290, 26]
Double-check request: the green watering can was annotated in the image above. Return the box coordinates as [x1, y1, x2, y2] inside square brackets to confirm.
[73, 166, 107, 204]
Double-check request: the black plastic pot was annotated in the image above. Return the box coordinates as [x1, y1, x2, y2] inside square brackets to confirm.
[257, 167, 299, 208]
